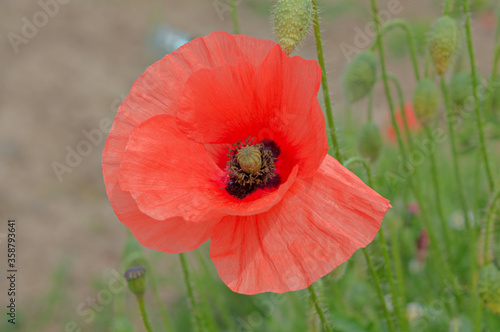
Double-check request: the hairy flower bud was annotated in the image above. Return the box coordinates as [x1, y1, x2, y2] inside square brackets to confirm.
[357, 122, 382, 162]
[343, 51, 378, 103]
[449, 71, 482, 110]
[413, 79, 439, 125]
[273, 0, 313, 55]
[429, 16, 458, 75]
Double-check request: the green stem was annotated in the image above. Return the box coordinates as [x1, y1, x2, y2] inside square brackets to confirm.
[229, 0, 240, 34]
[312, 0, 342, 163]
[483, 190, 500, 265]
[136, 295, 153, 332]
[180, 253, 203, 332]
[371, 0, 458, 314]
[143, 261, 174, 332]
[362, 249, 396, 332]
[387, 74, 413, 146]
[308, 285, 333, 332]
[484, 45, 500, 119]
[388, 217, 407, 315]
[424, 126, 452, 256]
[464, 0, 496, 192]
[344, 156, 402, 332]
[194, 251, 237, 331]
[440, 76, 471, 230]
[378, 225, 408, 331]
[444, 0, 453, 15]
[367, 91, 374, 122]
[378, 19, 421, 81]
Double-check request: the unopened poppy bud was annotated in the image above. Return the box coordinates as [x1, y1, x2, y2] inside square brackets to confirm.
[357, 122, 382, 162]
[449, 72, 481, 110]
[124, 266, 147, 297]
[413, 79, 439, 125]
[342, 51, 378, 103]
[429, 16, 457, 75]
[273, 0, 313, 55]
[478, 264, 500, 314]
[236, 146, 262, 175]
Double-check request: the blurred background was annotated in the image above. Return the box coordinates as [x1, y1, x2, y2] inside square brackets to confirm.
[1, 0, 498, 331]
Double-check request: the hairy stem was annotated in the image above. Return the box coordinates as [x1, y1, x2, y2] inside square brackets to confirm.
[312, 0, 343, 162]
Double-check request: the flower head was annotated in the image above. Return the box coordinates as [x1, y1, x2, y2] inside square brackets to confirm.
[102, 31, 391, 294]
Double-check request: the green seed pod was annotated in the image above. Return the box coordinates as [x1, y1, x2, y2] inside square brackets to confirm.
[236, 146, 262, 175]
[478, 264, 500, 314]
[413, 79, 439, 125]
[449, 71, 482, 110]
[124, 266, 147, 297]
[429, 16, 457, 75]
[357, 122, 383, 162]
[342, 51, 378, 103]
[273, 0, 313, 55]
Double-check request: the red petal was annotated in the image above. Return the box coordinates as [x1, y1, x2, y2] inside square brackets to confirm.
[109, 182, 218, 254]
[210, 155, 391, 294]
[177, 44, 328, 178]
[119, 115, 300, 222]
[103, 31, 275, 198]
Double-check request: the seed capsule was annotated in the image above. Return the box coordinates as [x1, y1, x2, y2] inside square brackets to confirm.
[124, 266, 147, 297]
[343, 51, 378, 103]
[449, 71, 482, 110]
[429, 16, 458, 75]
[236, 146, 262, 175]
[273, 0, 313, 55]
[413, 79, 439, 125]
[357, 122, 383, 162]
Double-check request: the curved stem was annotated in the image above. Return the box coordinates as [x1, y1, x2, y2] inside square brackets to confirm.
[440, 76, 471, 230]
[464, 0, 496, 192]
[308, 285, 333, 332]
[137, 295, 153, 332]
[312, 0, 342, 163]
[378, 19, 421, 81]
[483, 190, 500, 265]
[180, 253, 203, 332]
[229, 0, 240, 34]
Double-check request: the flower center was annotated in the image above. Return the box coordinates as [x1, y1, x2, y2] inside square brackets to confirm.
[225, 139, 281, 199]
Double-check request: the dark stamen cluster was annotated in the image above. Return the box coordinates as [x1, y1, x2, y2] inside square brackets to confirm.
[225, 139, 281, 199]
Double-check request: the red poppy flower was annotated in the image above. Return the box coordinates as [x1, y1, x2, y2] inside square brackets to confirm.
[102, 31, 391, 294]
[386, 101, 421, 143]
